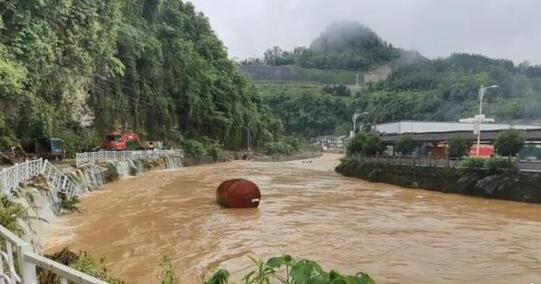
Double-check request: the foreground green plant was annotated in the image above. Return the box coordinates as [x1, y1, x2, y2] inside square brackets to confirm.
[42, 248, 124, 284]
[0, 195, 26, 237]
[206, 255, 375, 284]
[205, 269, 230, 284]
[159, 256, 179, 284]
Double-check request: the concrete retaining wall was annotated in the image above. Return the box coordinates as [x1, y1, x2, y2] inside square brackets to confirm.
[336, 158, 541, 204]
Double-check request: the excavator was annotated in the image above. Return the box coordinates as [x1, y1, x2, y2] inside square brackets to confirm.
[102, 131, 143, 151]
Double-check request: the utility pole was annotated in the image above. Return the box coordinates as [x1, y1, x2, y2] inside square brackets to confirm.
[351, 111, 368, 138]
[475, 84, 498, 156]
[458, 84, 498, 157]
[246, 122, 251, 151]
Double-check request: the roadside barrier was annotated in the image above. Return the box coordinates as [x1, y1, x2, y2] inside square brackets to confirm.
[0, 224, 107, 284]
[75, 149, 184, 168]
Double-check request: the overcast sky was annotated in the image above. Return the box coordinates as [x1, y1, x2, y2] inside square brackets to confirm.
[188, 0, 541, 64]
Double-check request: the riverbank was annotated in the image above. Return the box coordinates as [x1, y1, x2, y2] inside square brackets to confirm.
[336, 157, 541, 204]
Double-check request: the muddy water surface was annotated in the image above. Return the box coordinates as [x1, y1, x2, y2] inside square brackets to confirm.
[44, 154, 541, 284]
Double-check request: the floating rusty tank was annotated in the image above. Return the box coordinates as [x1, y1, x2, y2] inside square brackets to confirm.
[216, 179, 261, 208]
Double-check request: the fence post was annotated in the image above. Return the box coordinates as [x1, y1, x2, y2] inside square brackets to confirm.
[19, 243, 38, 284]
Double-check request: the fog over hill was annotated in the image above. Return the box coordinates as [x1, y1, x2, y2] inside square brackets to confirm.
[189, 0, 541, 64]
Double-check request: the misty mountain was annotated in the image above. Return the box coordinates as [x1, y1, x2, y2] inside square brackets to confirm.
[309, 21, 384, 52]
[241, 22, 541, 138]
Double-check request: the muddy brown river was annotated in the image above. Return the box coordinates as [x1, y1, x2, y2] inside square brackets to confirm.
[44, 154, 541, 284]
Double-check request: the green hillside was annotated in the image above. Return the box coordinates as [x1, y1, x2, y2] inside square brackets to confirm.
[240, 64, 357, 85]
[243, 22, 541, 138]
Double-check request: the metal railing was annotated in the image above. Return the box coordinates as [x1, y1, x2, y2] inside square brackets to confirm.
[0, 159, 44, 197]
[351, 155, 460, 168]
[0, 159, 83, 213]
[75, 149, 184, 168]
[350, 154, 541, 172]
[1, 224, 107, 284]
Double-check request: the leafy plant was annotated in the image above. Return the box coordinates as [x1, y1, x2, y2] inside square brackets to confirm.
[348, 132, 384, 156]
[183, 139, 206, 160]
[0, 195, 26, 237]
[484, 158, 515, 172]
[263, 141, 295, 156]
[448, 136, 471, 158]
[205, 269, 230, 284]
[243, 255, 277, 284]
[494, 129, 525, 159]
[395, 134, 416, 155]
[207, 254, 375, 284]
[459, 158, 485, 169]
[159, 256, 179, 284]
[42, 248, 124, 284]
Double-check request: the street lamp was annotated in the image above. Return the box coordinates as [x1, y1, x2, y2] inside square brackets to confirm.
[475, 84, 498, 156]
[351, 111, 368, 138]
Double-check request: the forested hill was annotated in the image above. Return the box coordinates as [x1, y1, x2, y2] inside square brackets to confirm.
[242, 22, 541, 138]
[0, 0, 281, 153]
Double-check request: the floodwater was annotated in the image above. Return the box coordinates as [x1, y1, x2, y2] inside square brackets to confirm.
[44, 154, 541, 284]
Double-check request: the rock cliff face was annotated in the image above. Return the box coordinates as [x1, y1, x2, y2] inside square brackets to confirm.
[336, 158, 541, 204]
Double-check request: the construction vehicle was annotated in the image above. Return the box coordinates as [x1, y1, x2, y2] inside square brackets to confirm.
[102, 132, 142, 151]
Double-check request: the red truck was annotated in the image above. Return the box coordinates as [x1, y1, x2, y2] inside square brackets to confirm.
[102, 132, 142, 151]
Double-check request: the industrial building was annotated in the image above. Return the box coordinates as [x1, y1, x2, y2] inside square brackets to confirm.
[374, 121, 541, 159]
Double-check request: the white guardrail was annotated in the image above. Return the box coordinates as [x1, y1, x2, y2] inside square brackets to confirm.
[0, 159, 44, 197]
[0, 159, 81, 203]
[75, 149, 184, 168]
[1, 224, 107, 284]
[0, 159, 105, 283]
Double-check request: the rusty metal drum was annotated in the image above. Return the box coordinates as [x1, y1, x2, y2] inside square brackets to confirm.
[216, 179, 261, 208]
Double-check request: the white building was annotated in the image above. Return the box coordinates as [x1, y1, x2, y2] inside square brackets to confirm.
[374, 121, 541, 135]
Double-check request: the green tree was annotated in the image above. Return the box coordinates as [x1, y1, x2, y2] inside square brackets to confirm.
[348, 132, 384, 156]
[494, 129, 525, 160]
[395, 134, 416, 155]
[448, 136, 471, 158]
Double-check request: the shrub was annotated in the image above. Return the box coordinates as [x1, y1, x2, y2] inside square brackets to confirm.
[205, 269, 230, 284]
[484, 158, 515, 172]
[206, 254, 375, 284]
[207, 142, 224, 162]
[263, 141, 295, 155]
[395, 134, 416, 155]
[460, 158, 485, 169]
[348, 132, 384, 156]
[183, 139, 205, 159]
[448, 136, 471, 158]
[42, 248, 124, 284]
[494, 129, 525, 158]
[159, 256, 179, 284]
[0, 195, 26, 237]
[0, 135, 18, 150]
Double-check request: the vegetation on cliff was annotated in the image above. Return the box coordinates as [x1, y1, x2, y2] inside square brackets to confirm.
[0, 0, 282, 153]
